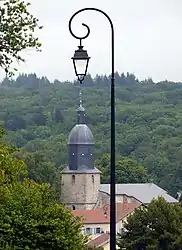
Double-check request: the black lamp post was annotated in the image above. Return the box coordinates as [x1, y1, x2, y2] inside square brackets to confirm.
[69, 8, 116, 250]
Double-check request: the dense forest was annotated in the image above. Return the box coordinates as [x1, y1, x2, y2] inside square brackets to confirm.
[1, 72, 182, 196]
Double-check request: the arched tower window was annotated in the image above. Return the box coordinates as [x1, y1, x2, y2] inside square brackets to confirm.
[72, 175, 75, 185]
[92, 175, 94, 183]
[72, 205, 76, 210]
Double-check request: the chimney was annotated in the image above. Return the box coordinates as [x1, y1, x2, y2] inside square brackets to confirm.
[123, 195, 128, 210]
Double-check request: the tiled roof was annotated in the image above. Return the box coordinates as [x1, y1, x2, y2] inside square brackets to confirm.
[72, 208, 110, 224]
[72, 202, 141, 224]
[87, 233, 110, 248]
[100, 183, 178, 204]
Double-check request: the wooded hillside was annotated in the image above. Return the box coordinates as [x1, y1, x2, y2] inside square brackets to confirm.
[1, 72, 182, 196]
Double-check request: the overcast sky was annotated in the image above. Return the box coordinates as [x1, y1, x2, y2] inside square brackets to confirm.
[2, 0, 182, 82]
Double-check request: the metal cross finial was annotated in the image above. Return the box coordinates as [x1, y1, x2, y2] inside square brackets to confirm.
[79, 90, 83, 106]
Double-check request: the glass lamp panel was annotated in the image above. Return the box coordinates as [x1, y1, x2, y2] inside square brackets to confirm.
[74, 59, 88, 76]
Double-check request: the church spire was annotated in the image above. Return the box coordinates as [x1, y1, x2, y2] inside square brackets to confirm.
[79, 90, 83, 106]
[77, 90, 85, 124]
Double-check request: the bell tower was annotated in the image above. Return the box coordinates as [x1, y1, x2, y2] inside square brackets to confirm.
[61, 90, 101, 210]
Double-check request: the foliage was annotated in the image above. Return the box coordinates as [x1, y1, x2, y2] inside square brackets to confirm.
[1, 73, 182, 194]
[0, 128, 86, 250]
[0, 127, 27, 184]
[14, 150, 62, 197]
[96, 153, 149, 184]
[0, 180, 86, 249]
[0, 0, 42, 76]
[117, 197, 182, 250]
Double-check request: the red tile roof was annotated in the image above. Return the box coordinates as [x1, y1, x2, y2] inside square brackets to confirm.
[87, 233, 110, 248]
[72, 202, 141, 224]
[73, 208, 110, 224]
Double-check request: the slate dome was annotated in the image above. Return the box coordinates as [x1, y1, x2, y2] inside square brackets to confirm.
[68, 124, 94, 145]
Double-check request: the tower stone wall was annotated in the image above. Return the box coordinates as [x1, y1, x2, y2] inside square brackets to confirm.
[61, 169, 100, 210]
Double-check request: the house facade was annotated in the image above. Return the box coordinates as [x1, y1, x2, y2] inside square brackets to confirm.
[72, 201, 142, 248]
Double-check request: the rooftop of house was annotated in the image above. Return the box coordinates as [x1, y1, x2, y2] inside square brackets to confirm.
[72, 202, 141, 224]
[100, 183, 178, 204]
[87, 233, 110, 248]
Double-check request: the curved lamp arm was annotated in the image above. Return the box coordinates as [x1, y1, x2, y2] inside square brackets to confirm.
[68, 8, 114, 79]
[68, 8, 116, 250]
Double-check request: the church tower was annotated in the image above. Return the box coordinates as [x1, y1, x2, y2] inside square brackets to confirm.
[61, 91, 101, 210]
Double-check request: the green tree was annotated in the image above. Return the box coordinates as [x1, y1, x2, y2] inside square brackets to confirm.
[0, 128, 27, 184]
[0, 180, 86, 249]
[96, 154, 149, 184]
[117, 197, 182, 250]
[4, 114, 26, 131]
[0, 0, 42, 75]
[0, 128, 86, 249]
[22, 152, 57, 184]
[32, 108, 47, 126]
[18, 151, 62, 197]
[52, 107, 64, 123]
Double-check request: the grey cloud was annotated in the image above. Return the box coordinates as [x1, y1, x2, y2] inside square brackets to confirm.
[7, 0, 182, 82]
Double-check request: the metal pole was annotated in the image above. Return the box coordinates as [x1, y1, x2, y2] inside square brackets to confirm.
[69, 8, 116, 250]
[110, 20, 116, 250]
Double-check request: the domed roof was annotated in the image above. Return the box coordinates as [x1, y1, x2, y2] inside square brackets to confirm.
[68, 124, 94, 145]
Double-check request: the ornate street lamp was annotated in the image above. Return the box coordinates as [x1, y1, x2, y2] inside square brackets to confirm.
[72, 42, 90, 84]
[69, 8, 116, 250]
